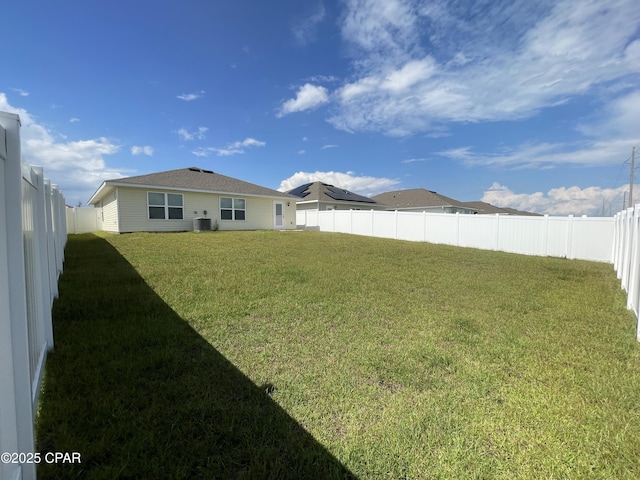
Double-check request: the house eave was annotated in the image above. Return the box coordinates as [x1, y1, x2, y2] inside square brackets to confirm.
[90, 180, 296, 204]
[295, 199, 382, 208]
[87, 182, 112, 205]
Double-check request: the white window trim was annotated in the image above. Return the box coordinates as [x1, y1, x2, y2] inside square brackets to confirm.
[220, 196, 246, 221]
[147, 191, 184, 220]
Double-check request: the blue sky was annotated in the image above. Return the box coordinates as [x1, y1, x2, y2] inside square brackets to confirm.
[2, 0, 639, 215]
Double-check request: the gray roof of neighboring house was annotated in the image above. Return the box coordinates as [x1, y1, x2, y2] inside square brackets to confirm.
[462, 201, 543, 216]
[89, 167, 295, 204]
[286, 181, 386, 206]
[371, 188, 476, 211]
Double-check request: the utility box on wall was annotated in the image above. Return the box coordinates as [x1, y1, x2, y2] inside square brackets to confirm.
[193, 217, 212, 232]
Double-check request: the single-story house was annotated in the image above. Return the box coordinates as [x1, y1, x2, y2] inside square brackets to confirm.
[372, 188, 479, 214]
[286, 181, 389, 211]
[88, 167, 298, 232]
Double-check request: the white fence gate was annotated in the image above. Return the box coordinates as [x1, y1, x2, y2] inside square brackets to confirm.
[0, 111, 67, 480]
[66, 206, 102, 234]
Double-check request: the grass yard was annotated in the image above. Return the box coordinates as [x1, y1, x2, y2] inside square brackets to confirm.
[37, 231, 640, 479]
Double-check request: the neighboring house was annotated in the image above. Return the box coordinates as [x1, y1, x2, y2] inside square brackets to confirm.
[286, 181, 389, 211]
[88, 167, 298, 232]
[372, 188, 479, 214]
[461, 201, 542, 216]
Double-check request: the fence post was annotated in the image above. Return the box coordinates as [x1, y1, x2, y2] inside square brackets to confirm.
[32, 167, 54, 350]
[612, 213, 620, 266]
[622, 209, 634, 291]
[543, 214, 550, 256]
[395, 210, 399, 240]
[52, 184, 65, 276]
[423, 210, 427, 242]
[566, 215, 574, 259]
[626, 206, 640, 312]
[44, 180, 59, 300]
[350, 208, 353, 235]
[0, 111, 37, 480]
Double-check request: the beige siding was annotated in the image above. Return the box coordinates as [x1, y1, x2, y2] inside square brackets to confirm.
[101, 190, 119, 233]
[217, 196, 296, 230]
[295, 202, 319, 211]
[113, 186, 296, 232]
[284, 202, 296, 229]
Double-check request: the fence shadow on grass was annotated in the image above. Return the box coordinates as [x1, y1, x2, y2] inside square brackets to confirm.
[36, 234, 355, 479]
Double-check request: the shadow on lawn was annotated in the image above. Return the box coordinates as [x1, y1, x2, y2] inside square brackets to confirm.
[37, 234, 355, 480]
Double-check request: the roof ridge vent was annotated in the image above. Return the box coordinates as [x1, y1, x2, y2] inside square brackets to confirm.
[188, 167, 214, 174]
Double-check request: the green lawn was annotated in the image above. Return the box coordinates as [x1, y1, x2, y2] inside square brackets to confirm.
[37, 231, 640, 479]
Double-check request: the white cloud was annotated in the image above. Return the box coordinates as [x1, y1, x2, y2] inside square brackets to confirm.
[278, 170, 400, 197]
[438, 141, 620, 169]
[192, 137, 266, 157]
[292, 3, 326, 45]
[329, 0, 640, 135]
[298, 149, 306, 155]
[69, 117, 80, 123]
[177, 90, 205, 101]
[401, 158, 428, 164]
[177, 126, 208, 141]
[131, 145, 154, 156]
[321, 144, 338, 150]
[0, 93, 125, 205]
[11, 88, 29, 97]
[381, 58, 437, 93]
[436, 88, 640, 170]
[341, 0, 419, 65]
[482, 182, 628, 216]
[277, 84, 329, 117]
[305, 75, 340, 84]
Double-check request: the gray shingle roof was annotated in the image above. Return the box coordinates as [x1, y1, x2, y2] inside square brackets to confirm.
[462, 201, 542, 216]
[91, 167, 295, 202]
[371, 188, 474, 210]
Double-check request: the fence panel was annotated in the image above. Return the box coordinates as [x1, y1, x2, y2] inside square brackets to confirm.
[495, 216, 546, 256]
[571, 217, 615, 263]
[458, 214, 496, 250]
[371, 210, 397, 239]
[424, 213, 459, 245]
[352, 210, 373, 237]
[397, 211, 426, 242]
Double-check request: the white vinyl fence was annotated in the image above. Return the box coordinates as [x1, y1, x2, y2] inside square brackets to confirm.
[1, 111, 67, 480]
[297, 209, 614, 262]
[613, 207, 640, 340]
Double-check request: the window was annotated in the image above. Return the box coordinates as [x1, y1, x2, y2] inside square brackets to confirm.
[220, 197, 245, 221]
[148, 192, 183, 220]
